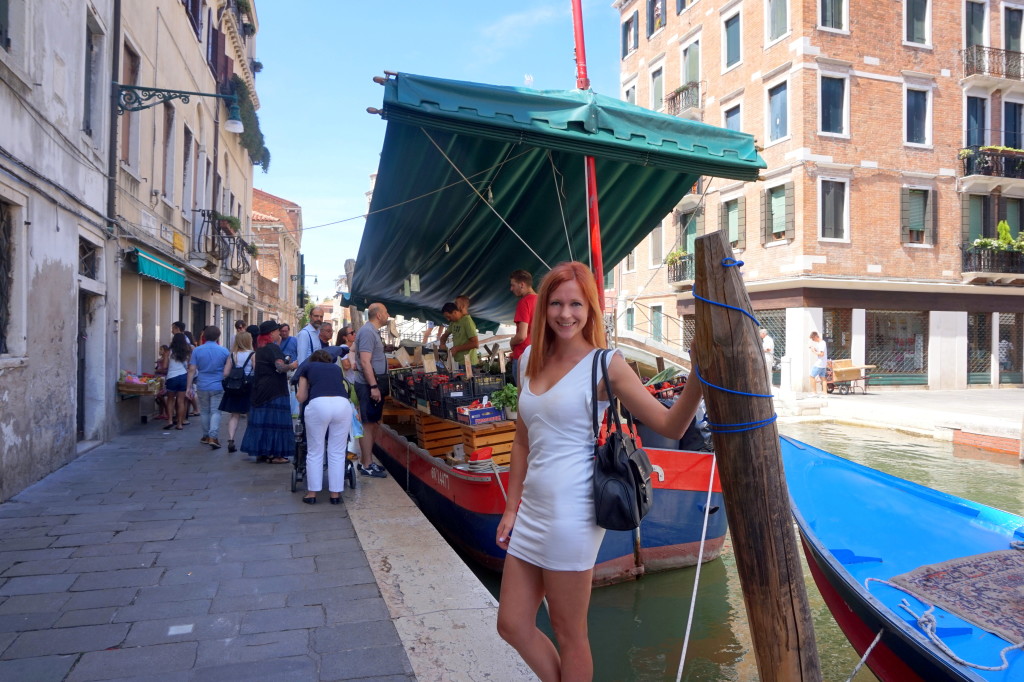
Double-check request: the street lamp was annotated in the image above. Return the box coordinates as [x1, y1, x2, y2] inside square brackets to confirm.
[290, 274, 318, 284]
[115, 84, 244, 133]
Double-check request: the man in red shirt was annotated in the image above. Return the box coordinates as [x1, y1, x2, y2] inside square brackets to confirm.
[509, 269, 537, 385]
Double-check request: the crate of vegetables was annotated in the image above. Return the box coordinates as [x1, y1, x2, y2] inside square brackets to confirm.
[470, 374, 504, 398]
[426, 375, 469, 403]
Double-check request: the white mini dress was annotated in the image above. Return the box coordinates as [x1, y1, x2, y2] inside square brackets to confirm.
[506, 347, 615, 572]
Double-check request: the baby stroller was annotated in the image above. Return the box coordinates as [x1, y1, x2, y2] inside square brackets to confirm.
[291, 408, 357, 493]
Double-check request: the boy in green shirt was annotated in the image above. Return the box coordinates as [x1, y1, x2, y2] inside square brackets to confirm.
[440, 302, 479, 368]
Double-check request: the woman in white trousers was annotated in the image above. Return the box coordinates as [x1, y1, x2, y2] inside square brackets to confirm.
[295, 350, 353, 504]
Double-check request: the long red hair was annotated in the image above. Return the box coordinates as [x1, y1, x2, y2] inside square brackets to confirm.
[524, 261, 607, 379]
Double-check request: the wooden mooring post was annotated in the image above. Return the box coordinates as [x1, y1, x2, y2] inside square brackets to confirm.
[692, 231, 821, 681]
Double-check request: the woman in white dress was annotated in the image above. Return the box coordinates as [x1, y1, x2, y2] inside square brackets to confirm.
[495, 261, 704, 681]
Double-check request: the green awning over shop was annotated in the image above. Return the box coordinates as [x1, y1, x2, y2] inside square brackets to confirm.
[134, 248, 185, 289]
[350, 73, 766, 331]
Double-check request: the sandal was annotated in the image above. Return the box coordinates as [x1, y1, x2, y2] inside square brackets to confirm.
[175, 426, 184, 430]
[163, 423, 175, 430]
[270, 457, 290, 464]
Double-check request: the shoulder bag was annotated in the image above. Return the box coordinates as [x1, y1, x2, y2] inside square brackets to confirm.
[591, 350, 655, 531]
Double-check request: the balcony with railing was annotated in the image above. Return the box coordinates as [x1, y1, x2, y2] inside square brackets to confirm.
[667, 254, 696, 289]
[664, 82, 702, 121]
[962, 45, 1024, 84]
[961, 242, 1024, 285]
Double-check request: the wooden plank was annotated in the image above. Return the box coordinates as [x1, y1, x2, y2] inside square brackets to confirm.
[464, 432, 516, 448]
[693, 231, 821, 682]
[420, 434, 464, 450]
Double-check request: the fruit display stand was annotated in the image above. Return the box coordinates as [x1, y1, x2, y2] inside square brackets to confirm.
[382, 398, 418, 426]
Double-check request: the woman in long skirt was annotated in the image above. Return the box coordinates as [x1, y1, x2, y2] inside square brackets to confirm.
[241, 320, 296, 463]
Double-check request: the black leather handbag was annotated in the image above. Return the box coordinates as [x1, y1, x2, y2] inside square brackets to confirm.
[591, 350, 655, 531]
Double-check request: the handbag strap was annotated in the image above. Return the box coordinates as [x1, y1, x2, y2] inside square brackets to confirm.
[592, 349, 627, 440]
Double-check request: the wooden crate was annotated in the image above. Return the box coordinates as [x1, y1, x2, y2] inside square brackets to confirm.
[461, 420, 517, 458]
[382, 398, 418, 425]
[415, 412, 464, 456]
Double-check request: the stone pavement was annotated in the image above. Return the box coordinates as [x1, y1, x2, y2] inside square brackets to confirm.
[0, 419, 514, 681]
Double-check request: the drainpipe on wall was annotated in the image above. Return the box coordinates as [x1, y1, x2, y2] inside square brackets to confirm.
[105, 0, 123, 238]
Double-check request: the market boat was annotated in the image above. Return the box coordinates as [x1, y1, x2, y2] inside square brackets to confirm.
[781, 436, 1024, 682]
[372, 419, 725, 586]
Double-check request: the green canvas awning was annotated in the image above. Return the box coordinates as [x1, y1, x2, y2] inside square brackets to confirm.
[350, 73, 766, 331]
[134, 248, 185, 289]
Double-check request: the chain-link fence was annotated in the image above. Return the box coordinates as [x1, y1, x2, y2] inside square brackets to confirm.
[866, 310, 929, 385]
[822, 309, 852, 361]
[757, 309, 786, 385]
[967, 313, 993, 384]
[999, 312, 1022, 384]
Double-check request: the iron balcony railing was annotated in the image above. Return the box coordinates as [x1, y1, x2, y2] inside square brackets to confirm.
[959, 146, 1024, 179]
[664, 82, 702, 117]
[963, 44, 1024, 81]
[961, 242, 1024, 273]
[667, 254, 696, 283]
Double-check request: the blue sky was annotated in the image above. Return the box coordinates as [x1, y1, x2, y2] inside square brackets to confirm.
[253, 0, 620, 303]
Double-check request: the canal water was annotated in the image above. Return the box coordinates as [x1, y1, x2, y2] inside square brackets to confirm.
[464, 422, 1024, 681]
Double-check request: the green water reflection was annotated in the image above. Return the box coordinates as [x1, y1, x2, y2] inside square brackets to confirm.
[474, 422, 1024, 681]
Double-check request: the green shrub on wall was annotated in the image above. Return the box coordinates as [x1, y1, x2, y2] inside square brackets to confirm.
[231, 75, 271, 173]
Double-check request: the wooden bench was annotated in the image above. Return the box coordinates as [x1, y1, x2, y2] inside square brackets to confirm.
[828, 359, 876, 394]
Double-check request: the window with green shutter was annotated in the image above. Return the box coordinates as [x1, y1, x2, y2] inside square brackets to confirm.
[724, 14, 741, 67]
[969, 195, 985, 241]
[907, 189, 928, 243]
[770, 186, 786, 236]
[626, 307, 635, 331]
[1006, 198, 1021, 239]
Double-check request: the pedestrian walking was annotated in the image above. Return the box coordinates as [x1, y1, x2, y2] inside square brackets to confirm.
[163, 333, 192, 430]
[188, 326, 231, 449]
[809, 331, 828, 395]
[219, 331, 255, 453]
[241, 320, 297, 463]
[760, 327, 775, 388]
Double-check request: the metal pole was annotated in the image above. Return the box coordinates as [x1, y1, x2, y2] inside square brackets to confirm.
[570, 0, 605, 304]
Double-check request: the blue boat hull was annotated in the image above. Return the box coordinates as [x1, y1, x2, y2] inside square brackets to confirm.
[782, 436, 1024, 682]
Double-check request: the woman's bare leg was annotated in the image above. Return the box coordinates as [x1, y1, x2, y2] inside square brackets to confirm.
[497, 555, 561, 681]
[543, 568, 595, 682]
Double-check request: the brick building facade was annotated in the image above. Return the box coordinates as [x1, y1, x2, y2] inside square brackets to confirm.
[251, 188, 302, 325]
[614, 0, 1024, 391]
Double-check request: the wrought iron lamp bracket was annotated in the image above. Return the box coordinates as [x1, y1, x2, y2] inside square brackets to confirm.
[116, 84, 237, 114]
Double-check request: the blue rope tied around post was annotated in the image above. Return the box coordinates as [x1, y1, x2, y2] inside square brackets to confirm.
[689, 256, 776, 434]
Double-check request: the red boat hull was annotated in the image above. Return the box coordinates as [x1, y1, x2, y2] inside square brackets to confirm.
[373, 424, 726, 586]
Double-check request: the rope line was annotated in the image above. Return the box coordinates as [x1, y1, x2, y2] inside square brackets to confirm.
[692, 365, 773, 400]
[548, 151, 574, 262]
[704, 415, 778, 434]
[675, 454, 718, 682]
[422, 129, 551, 269]
[865, 577, 1024, 672]
[845, 629, 885, 682]
[692, 292, 762, 327]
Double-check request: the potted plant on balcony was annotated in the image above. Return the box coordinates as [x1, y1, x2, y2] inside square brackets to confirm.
[245, 241, 259, 257]
[215, 213, 241, 234]
[665, 248, 687, 266]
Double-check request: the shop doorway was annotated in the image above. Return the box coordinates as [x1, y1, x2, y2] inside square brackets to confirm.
[77, 292, 89, 441]
[191, 298, 208, 339]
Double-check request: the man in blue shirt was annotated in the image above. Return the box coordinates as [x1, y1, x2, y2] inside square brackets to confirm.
[187, 326, 231, 449]
[279, 323, 298, 361]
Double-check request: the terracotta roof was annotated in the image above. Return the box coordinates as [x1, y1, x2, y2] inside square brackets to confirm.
[252, 188, 303, 239]
[251, 209, 278, 222]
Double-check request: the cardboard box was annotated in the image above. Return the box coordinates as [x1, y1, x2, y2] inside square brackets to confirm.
[456, 406, 504, 425]
[416, 398, 431, 415]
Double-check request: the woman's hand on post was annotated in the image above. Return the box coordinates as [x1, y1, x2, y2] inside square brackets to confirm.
[496, 510, 516, 549]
